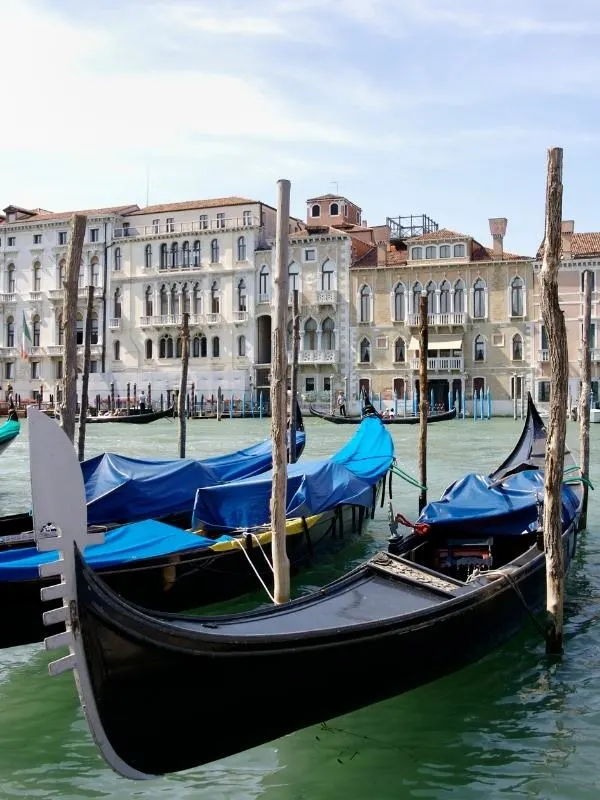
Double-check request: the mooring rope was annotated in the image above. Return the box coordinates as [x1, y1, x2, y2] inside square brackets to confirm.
[230, 533, 275, 603]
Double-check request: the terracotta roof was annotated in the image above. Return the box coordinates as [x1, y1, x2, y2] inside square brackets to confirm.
[406, 228, 467, 243]
[536, 232, 600, 259]
[386, 249, 408, 266]
[472, 243, 530, 262]
[127, 197, 258, 216]
[0, 204, 139, 226]
[306, 194, 362, 210]
[352, 244, 377, 268]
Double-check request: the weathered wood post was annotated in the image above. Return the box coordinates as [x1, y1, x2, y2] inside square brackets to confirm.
[288, 289, 300, 464]
[77, 285, 94, 461]
[178, 312, 190, 458]
[271, 179, 291, 603]
[539, 146, 568, 654]
[579, 269, 592, 528]
[418, 291, 429, 512]
[61, 214, 86, 444]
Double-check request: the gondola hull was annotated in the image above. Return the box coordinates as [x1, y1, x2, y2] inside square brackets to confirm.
[0, 417, 20, 454]
[85, 406, 175, 424]
[309, 405, 457, 424]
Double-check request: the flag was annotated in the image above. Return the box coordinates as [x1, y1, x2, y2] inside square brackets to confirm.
[21, 311, 32, 360]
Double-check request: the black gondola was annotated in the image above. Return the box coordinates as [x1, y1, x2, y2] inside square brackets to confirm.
[85, 405, 175, 424]
[309, 404, 457, 424]
[34, 396, 583, 779]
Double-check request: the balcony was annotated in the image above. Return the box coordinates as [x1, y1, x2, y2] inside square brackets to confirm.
[140, 315, 182, 328]
[288, 350, 339, 364]
[29, 346, 44, 357]
[48, 289, 64, 302]
[232, 311, 248, 324]
[578, 347, 600, 362]
[46, 346, 64, 357]
[257, 293, 271, 304]
[205, 313, 222, 325]
[538, 349, 549, 362]
[0, 293, 17, 304]
[29, 291, 42, 302]
[157, 262, 202, 274]
[407, 312, 467, 327]
[410, 356, 464, 372]
[78, 286, 101, 300]
[109, 318, 121, 330]
[316, 290, 337, 305]
[0, 347, 17, 358]
[113, 215, 260, 240]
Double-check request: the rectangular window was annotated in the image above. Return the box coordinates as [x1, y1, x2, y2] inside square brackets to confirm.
[58, 231, 67, 245]
[33, 234, 42, 244]
[323, 376, 331, 391]
[152, 219, 160, 234]
[511, 376, 523, 400]
[89, 228, 99, 242]
[216, 213, 225, 229]
[243, 210, 252, 225]
[7, 236, 16, 247]
[166, 218, 175, 232]
[199, 214, 208, 229]
[56, 360, 63, 379]
[538, 380, 550, 402]
[4, 362, 13, 380]
[582, 321, 596, 348]
[305, 377, 315, 392]
[305, 249, 316, 261]
[30, 361, 40, 379]
[90, 360, 98, 373]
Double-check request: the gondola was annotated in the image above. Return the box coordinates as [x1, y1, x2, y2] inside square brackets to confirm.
[1, 408, 392, 649]
[309, 404, 457, 424]
[0, 412, 20, 455]
[32, 394, 584, 779]
[85, 405, 175, 424]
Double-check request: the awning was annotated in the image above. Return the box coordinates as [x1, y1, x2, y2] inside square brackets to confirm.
[409, 335, 463, 350]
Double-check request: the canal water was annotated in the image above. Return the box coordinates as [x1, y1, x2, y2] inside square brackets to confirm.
[0, 415, 599, 799]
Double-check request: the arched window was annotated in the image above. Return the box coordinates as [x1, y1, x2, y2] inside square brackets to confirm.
[200, 334, 207, 357]
[114, 247, 121, 271]
[159, 284, 168, 316]
[288, 262, 300, 292]
[76, 313, 84, 345]
[192, 282, 202, 315]
[474, 334, 485, 361]
[170, 242, 178, 268]
[439, 280, 451, 314]
[454, 279, 465, 313]
[394, 337, 405, 362]
[33, 261, 42, 291]
[192, 335, 200, 358]
[512, 333, 523, 360]
[7, 264, 15, 293]
[90, 314, 98, 345]
[193, 240, 201, 267]
[210, 281, 220, 314]
[322, 317, 335, 350]
[159, 335, 173, 359]
[511, 276, 524, 316]
[321, 259, 335, 291]
[90, 257, 99, 287]
[304, 318, 317, 350]
[237, 279, 247, 311]
[182, 241, 190, 267]
[58, 259, 66, 288]
[212, 336, 220, 357]
[454, 243, 466, 257]
[286, 320, 293, 351]
[426, 281, 436, 313]
[473, 278, 486, 318]
[393, 283, 405, 322]
[160, 243, 168, 269]
[170, 284, 179, 316]
[176, 337, 182, 358]
[145, 339, 153, 359]
[182, 283, 190, 314]
[113, 288, 122, 318]
[412, 281, 423, 313]
[6, 316, 14, 347]
[259, 265, 270, 297]
[210, 239, 219, 263]
[145, 286, 153, 316]
[57, 314, 64, 346]
[238, 335, 246, 356]
[144, 244, 152, 269]
[311, 204, 321, 217]
[425, 246, 436, 259]
[360, 337, 371, 363]
[411, 247, 422, 260]
[439, 245, 450, 258]
[330, 202, 339, 216]
[237, 236, 247, 261]
[78, 263, 84, 289]
[114, 340, 120, 361]
[359, 284, 372, 323]
[33, 316, 41, 347]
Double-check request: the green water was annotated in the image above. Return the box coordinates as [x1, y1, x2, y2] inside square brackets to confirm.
[0, 416, 599, 799]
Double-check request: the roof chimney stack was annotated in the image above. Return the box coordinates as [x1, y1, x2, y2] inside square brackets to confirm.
[561, 220, 574, 259]
[488, 217, 507, 259]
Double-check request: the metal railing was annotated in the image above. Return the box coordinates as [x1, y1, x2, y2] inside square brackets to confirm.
[316, 290, 337, 305]
[287, 349, 339, 364]
[410, 357, 464, 371]
[407, 312, 466, 326]
[113, 215, 259, 239]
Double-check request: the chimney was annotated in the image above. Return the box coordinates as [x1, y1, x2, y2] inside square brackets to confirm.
[561, 220, 574, 259]
[488, 217, 507, 259]
[377, 242, 387, 265]
[362, 219, 368, 227]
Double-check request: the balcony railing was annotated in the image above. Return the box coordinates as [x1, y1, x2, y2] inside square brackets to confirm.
[257, 293, 271, 304]
[538, 349, 549, 362]
[410, 357, 464, 371]
[316, 290, 337, 305]
[287, 349, 339, 364]
[157, 261, 202, 272]
[78, 286, 101, 299]
[46, 346, 64, 356]
[113, 215, 260, 240]
[232, 310, 248, 323]
[0, 293, 17, 303]
[205, 313, 221, 325]
[48, 289, 64, 301]
[0, 347, 17, 358]
[139, 313, 205, 328]
[109, 318, 121, 330]
[578, 347, 600, 362]
[407, 312, 466, 327]
[29, 291, 42, 302]
[29, 346, 44, 357]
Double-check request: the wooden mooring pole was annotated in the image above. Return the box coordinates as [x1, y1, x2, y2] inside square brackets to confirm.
[540, 146, 568, 655]
[579, 269, 592, 529]
[271, 178, 291, 603]
[178, 312, 190, 458]
[288, 289, 300, 464]
[77, 285, 94, 461]
[418, 291, 429, 513]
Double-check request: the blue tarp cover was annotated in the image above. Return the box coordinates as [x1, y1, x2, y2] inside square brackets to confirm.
[418, 469, 580, 536]
[81, 432, 305, 525]
[192, 416, 394, 530]
[0, 520, 233, 582]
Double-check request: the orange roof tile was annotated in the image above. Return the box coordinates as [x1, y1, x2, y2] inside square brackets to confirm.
[128, 197, 258, 216]
[472, 243, 530, 262]
[536, 231, 600, 259]
[0, 204, 139, 226]
[406, 228, 467, 243]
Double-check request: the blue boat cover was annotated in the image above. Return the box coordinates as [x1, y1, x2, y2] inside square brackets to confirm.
[191, 416, 394, 530]
[418, 469, 581, 536]
[0, 520, 234, 582]
[0, 418, 20, 444]
[81, 431, 305, 525]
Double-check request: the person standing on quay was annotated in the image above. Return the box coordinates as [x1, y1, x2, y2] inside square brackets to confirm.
[337, 390, 347, 417]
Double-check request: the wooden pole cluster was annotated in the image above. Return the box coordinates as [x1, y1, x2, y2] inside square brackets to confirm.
[270, 179, 291, 604]
[288, 289, 300, 464]
[178, 313, 190, 458]
[579, 270, 592, 528]
[61, 214, 86, 444]
[539, 146, 568, 655]
[77, 285, 94, 461]
[418, 291, 429, 513]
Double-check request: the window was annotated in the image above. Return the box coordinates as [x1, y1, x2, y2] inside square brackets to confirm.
[33, 262, 42, 291]
[581, 270, 595, 292]
[193, 241, 201, 267]
[113, 288, 122, 318]
[454, 243, 466, 257]
[439, 280, 450, 314]
[166, 218, 175, 232]
[323, 376, 332, 392]
[322, 317, 335, 350]
[439, 245, 450, 258]
[58, 231, 67, 245]
[159, 335, 173, 359]
[259, 265, 269, 296]
[160, 243, 168, 269]
[510, 276, 524, 316]
[359, 284, 371, 323]
[90, 360, 98, 374]
[393, 377, 405, 399]
[31, 361, 40, 379]
[412, 282, 423, 313]
[114, 247, 121, 271]
[311, 204, 320, 218]
[511, 376, 523, 400]
[5, 362, 13, 380]
[209, 281, 219, 314]
[7, 236, 16, 247]
[144, 244, 152, 269]
[199, 214, 208, 230]
[411, 247, 422, 260]
[454, 280, 464, 314]
[78, 263, 84, 289]
[330, 202, 339, 216]
[425, 246, 435, 259]
[474, 334, 485, 361]
[87, 314, 97, 345]
[212, 336, 220, 357]
[195, 335, 207, 357]
[114, 340, 121, 360]
[90, 228, 99, 243]
[6, 317, 14, 347]
[394, 337, 405, 362]
[56, 360, 63, 379]
[192, 283, 202, 315]
[58, 314, 64, 346]
[426, 281, 436, 313]
[473, 377, 485, 397]
[243, 210, 252, 226]
[540, 324, 548, 350]
[512, 334, 523, 360]
[171, 284, 179, 316]
[289, 262, 300, 292]
[360, 337, 371, 363]
[304, 318, 317, 350]
[238, 335, 246, 356]
[159, 285, 168, 315]
[90, 258, 99, 287]
[216, 213, 225, 229]
[33, 316, 41, 347]
[237, 236, 247, 261]
[152, 219, 160, 234]
[58, 259, 66, 288]
[33, 234, 42, 245]
[393, 283, 405, 321]
[305, 377, 315, 392]
[211, 239, 219, 262]
[237, 279, 247, 311]
[305, 249, 316, 261]
[76, 314, 84, 345]
[182, 241, 190, 267]
[538, 380, 550, 402]
[176, 336, 182, 359]
[170, 242, 178, 268]
[321, 259, 335, 291]
[473, 278, 485, 318]
[7, 264, 15, 293]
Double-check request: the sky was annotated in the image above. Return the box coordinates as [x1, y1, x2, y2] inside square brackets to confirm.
[3, 0, 600, 255]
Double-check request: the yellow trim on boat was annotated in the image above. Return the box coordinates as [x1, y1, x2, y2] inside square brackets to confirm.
[205, 513, 325, 553]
